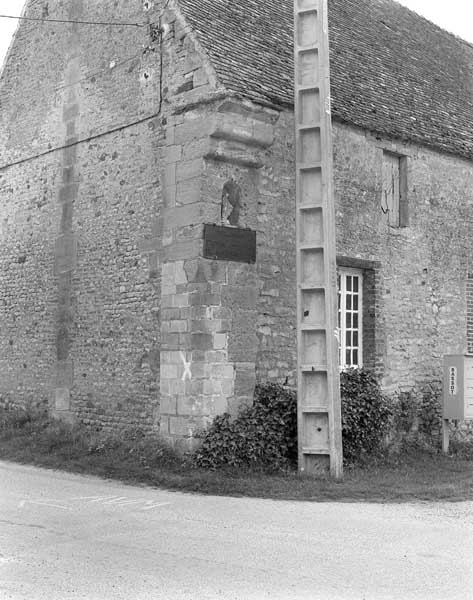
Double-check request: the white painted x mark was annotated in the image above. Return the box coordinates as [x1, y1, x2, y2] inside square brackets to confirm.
[180, 351, 192, 381]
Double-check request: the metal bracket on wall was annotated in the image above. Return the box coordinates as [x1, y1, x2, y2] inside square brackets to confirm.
[149, 22, 162, 43]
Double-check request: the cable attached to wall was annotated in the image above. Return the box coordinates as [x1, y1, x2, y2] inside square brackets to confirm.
[54, 49, 149, 93]
[0, 4, 173, 172]
[0, 111, 163, 172]
[0, 14, 146, 27]
[155, 0, 173, 116]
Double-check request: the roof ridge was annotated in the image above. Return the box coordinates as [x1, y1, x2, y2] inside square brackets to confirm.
[387, 0, 473, 50]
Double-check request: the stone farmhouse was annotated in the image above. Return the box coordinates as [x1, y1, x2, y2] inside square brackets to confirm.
[1, 0, 473, 448]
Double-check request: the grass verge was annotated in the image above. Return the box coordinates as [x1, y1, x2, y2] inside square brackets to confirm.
[1, 407, 472, 503]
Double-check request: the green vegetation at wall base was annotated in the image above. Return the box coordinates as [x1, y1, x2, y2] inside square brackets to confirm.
[1, 403, 472, 502]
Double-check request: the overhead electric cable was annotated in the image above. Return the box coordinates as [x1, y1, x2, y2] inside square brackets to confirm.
[0, 12, 168, 171]
[53, 18, 162, 93]
[54, 50, 147, 93]
[0, 14, 146, 27]
[0, 111, 162, 172]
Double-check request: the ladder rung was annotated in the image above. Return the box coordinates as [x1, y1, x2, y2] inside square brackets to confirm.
[302, 447, 330, 455]
[296, 44, 319, 52]
[297, 123, 321, 131]
[297, 85, 320, 93]
[299, 243, 324, 251]
[298, 163, 322, 170]
[299, 283, 325, 290]
[298, 204, 324, 210]
[296, 7, 318, 16]
[300, 324, 326, 331]
[300, 364, 327, 372]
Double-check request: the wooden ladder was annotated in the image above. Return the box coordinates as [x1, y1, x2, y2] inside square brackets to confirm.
[294, 0, 343, 477]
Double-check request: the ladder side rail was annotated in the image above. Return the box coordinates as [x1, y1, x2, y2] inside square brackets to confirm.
[294, 0, 343, 478]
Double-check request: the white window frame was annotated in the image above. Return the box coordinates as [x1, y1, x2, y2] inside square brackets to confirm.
[337, 267, 363, 370]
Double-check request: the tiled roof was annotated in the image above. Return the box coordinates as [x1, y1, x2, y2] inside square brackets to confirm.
[177, 0, 294, 107]
[177, 0, 473, 161]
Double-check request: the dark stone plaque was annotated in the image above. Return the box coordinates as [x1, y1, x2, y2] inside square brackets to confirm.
[203, 224, 256, 264]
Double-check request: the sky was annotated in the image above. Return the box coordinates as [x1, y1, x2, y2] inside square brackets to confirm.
[0, 0, 473, 69]
[396, 0, 473, 42]
[0, 0, 25, 69]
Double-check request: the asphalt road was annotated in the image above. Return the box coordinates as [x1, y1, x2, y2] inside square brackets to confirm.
[0, 460, 472, 600]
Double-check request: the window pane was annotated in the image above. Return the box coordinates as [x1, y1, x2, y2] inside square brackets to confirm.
[338, 269, 363, 370]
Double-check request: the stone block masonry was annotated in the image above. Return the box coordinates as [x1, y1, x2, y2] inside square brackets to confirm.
[159, 99, 276, 449]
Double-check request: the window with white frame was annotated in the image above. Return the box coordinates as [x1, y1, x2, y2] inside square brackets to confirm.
[337, 267, 363, 369]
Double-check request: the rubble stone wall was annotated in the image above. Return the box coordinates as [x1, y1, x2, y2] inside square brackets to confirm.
[0, 0, 220, 431]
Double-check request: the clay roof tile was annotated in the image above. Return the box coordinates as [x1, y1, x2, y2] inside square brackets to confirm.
[177, 0, 473, 160]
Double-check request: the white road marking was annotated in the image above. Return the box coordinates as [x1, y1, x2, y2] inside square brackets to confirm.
[18, 499, 72, 511]
[20, 496, 173, 512]
[140, 502, 171, 511]
[69, 496, 172, 510]
[89, 496, 119, 503]
[112, 500, 145, 507]
[70, 496, 107, 501]
[101, 497, 129, 505]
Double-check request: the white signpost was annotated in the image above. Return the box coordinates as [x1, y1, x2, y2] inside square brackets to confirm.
[294, 0, 343, 477]
[442, 355, 473, 452]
